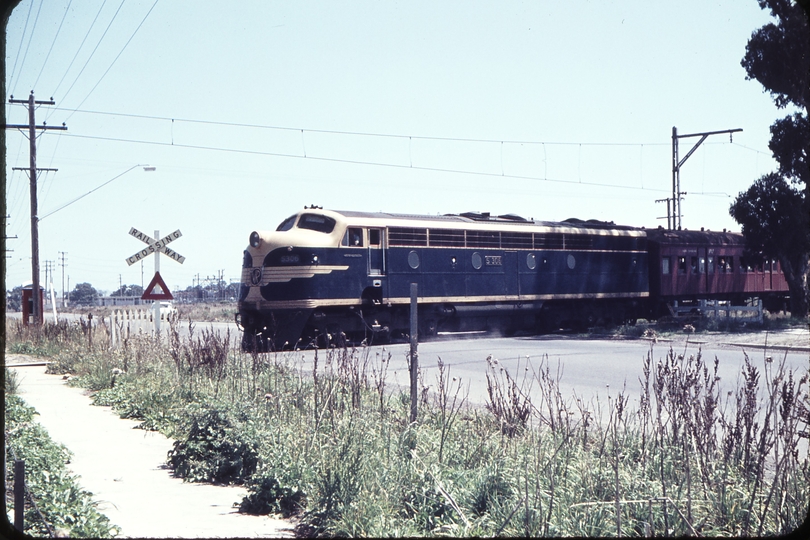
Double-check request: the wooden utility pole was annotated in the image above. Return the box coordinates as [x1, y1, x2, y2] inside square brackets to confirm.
[6, 92, 67, 324]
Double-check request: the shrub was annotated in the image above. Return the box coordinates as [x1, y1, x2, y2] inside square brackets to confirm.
[239, 476, 305, 517]
[167, 402, 259, 484]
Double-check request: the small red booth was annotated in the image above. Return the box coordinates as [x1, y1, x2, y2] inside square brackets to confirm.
[21, 284, 45, 325]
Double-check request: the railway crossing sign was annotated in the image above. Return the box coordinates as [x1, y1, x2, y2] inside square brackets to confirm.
[126, 228, 185, 266]
[125, 227, 186, 323]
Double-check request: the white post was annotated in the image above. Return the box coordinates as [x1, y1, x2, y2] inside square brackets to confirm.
[49, 280, 58, 322]
[153, 229, 161, 337]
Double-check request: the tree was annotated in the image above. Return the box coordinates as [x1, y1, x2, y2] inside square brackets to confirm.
[111, 284, 144, 297]
[6, 286, 23, 311]
[730, 173, 809, 315]
[732, 0, 810, 317]
[69, 283, 99, 306]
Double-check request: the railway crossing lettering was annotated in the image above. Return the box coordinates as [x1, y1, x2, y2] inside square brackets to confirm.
[126, 228, 186, 266]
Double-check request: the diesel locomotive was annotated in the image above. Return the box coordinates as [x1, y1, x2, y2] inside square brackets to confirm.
[236, 206, 789, 351]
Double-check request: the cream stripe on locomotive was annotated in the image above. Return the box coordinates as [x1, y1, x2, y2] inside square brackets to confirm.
[242, 265, 350, 285]
[247, 291, 650, 310]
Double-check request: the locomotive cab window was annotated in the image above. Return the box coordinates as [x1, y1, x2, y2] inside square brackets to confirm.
[276, 215, 297, 231]
[342, 227, 364, 247]
[298, 213, 336, 234]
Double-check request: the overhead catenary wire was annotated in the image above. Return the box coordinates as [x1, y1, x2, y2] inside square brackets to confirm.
[16, 0, 46, 94]
[59, 0, 126, 105]
[7, 0, 36, 95]
[32, 0, 73, 91]
[60, 131, 672, 194]
[50, 106, 672, 147]
[50, 0, 109, 99]
[63, 0, 161, 122]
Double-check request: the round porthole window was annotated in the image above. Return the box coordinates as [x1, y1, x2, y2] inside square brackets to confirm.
[567, 254, 576, 269]
[471, 252, 483, 270]
[527, 252, 537, 270]
[408, 250, 420, 269]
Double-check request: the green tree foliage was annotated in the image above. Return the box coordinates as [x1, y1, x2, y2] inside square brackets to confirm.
[741, 0, 810, 111]
[111, 284, 144, 297]
[69, 282, 99, 306]
[733, 0, 810, 317]
[730, 173, 809, 315]
[6, 285, 23, 311]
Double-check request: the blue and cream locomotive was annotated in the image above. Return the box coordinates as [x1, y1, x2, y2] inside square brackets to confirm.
[237, 206, 651, 350]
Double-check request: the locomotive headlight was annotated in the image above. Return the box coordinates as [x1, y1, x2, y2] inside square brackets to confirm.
[249, 231, 261, 248]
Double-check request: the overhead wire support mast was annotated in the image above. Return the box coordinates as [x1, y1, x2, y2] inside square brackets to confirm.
[671, 126, 742, 230]
[5, 92, 67, 325]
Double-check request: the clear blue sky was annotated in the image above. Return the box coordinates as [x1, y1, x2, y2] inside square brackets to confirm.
[4, 0, 782, 295]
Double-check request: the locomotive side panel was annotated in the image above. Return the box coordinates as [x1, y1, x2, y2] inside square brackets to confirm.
[239, 208, 652, 350]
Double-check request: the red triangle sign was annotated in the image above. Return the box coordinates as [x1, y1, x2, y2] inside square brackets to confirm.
[142, 271, 174, 300]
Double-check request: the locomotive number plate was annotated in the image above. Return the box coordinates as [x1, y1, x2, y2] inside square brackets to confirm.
[485, 255, 502, 266]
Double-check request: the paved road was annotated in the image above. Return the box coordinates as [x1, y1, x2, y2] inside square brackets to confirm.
[8, 360, 293, 539]
[283, 329, 810, 408]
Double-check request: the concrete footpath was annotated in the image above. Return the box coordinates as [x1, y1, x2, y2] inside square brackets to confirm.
[8, 360, 293, 538]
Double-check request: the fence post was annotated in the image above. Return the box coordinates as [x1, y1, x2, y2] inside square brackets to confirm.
[111, 311, 116, 349]
[409, 283, 418, 424]
[14, 459, 25, 531]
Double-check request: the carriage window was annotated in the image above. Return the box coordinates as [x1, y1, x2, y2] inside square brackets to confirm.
[677, 257, 687, 274]
[661, 257, 671, 275]
[699, 257, 706, 274]
[707, 256, 714, 274]
[690, 257, 698, 274]
[276, 215, 297, 231]
[298, 213, 336, 234]
[341, 228, 364, 247]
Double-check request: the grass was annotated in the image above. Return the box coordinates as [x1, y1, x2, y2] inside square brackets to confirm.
[4, 316, 809, 536]
[63, 301, 236, 323]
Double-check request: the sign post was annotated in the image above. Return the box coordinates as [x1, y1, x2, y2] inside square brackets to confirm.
[126, 227, 185, 336]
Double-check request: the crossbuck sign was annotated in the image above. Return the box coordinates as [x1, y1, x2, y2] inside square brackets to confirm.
[126, 228, 186, 266]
